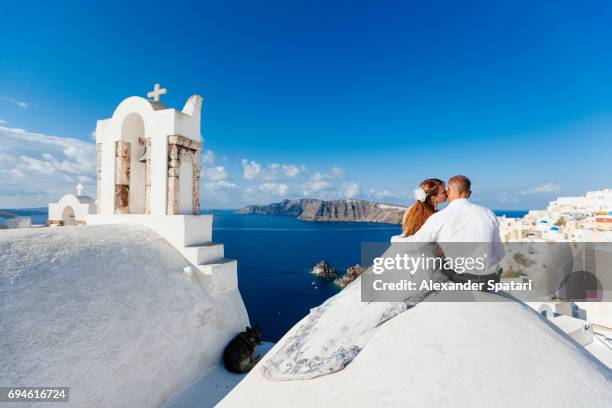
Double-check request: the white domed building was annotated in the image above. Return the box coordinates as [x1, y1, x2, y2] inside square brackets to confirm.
[2, 85, 250, 407]
[48, 184, 95, 226]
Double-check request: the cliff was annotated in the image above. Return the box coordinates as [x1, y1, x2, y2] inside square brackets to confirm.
[236, 199, 407, 224]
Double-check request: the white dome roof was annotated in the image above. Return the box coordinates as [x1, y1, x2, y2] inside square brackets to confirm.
[219, 291, 611, 407]
[0, 224, 248, 407]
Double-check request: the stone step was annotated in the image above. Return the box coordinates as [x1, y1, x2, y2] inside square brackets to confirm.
[183, 242, 225, 265]
[198, 258, 236, 275]
[196, 258, 238, 294]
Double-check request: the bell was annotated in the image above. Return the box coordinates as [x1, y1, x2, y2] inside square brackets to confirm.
[138, 145, 147, 163]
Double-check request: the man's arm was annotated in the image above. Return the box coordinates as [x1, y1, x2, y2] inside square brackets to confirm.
[391, 213, 441, 244]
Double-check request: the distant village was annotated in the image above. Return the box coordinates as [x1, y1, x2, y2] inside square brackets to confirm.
[499, 189, 612, 242]
[493, 188, 612, 368]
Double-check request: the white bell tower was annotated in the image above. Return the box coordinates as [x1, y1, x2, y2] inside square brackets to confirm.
[83, 85, 241, 295]
[94, 84, 203, 216]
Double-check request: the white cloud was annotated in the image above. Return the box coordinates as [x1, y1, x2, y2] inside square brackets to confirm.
[311, 172, 323, 181]
[521, 182, 561, 195]
[369, 189, 393, 200]
[201, 162, 236, 204]
[204, 180, 239, 190]
[0, 96, 29, 109]
[343, 182, 360, 198]
[299, 167, 358, 199]
[261, 163, 281, 180]
[208, 159, 357, 205]
[259, 182, 289, 196]
[301, 179, 362, 200]
[20, 155, 56, 174]
[90, 130, 96, 140]
[282, 164, 300, 177]
[330, 166, 345, 179]
[241, 159, 262, 180]
[0, 125, 96, 207]
[302, 179, 335, 196]
[217, 180, 238, 189]
[202, 150, 215, 165]
[202, 180, 239, 205]
[498, 192, 519, 204]
[0, 118, 7, 125]
[203, 165, 230, 182]
[10, 169, 25, 178]
[241, 159, 301, 181]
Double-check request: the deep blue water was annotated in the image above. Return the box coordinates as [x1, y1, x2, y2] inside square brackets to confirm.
[2, 208, 527, 341]
[0, 208, 48, 224]
[206, 211, 402, 341]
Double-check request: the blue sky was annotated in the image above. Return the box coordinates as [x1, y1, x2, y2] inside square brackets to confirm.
[1, 0, 611, 209]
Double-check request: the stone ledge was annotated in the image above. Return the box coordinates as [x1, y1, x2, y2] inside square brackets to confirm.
[168, 134, 202, 151]
[197, 258, 238, 294]
[85, 214, 213, 248]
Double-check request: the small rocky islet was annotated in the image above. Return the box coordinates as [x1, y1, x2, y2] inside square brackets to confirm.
[310, 260, 338, 279]
[311, 260, 366, 288]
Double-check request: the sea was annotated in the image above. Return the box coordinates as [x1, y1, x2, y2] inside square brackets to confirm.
[1, 208, 528, 341]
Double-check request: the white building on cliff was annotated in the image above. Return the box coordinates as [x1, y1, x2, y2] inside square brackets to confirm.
[499, 189, 612, 242]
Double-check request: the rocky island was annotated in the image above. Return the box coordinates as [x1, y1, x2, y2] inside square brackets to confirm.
[334, 264, 366, 288]
[311, 261, 366, 287]
[311, 260, 338, 278]
[236, 198, 407, 224]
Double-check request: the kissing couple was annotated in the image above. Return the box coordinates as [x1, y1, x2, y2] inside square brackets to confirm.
[260, 175, 505, 381]
[391, 175, 505, 285]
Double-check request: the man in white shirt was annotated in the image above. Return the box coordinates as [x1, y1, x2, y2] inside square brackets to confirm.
[391, 175, 505, 284]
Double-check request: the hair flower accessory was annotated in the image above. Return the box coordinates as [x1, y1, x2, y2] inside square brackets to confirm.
[413, 186, 427, 202]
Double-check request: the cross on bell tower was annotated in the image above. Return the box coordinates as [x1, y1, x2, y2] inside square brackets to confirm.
[147, 83, 167, 102]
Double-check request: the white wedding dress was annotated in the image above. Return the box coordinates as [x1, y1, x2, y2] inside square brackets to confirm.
[260, 243, 447, 381]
